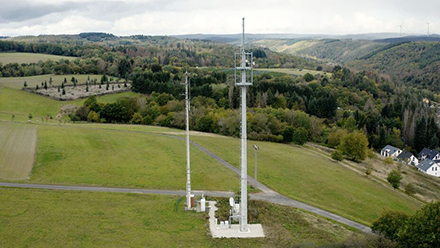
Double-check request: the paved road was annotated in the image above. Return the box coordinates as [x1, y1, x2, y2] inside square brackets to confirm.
[0, 182, 234, 198]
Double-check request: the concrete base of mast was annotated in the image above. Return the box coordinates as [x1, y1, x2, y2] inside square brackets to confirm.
[208, 201, 265, 238]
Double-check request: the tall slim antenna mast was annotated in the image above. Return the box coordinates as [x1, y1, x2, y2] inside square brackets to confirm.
[185, 70, 192, 210]
[235, 17, 253, 233]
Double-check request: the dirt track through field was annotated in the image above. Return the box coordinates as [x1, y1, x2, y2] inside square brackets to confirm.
[0, 123, 37, 180]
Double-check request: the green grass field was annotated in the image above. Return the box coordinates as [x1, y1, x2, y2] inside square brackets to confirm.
[0, 87, 139, 117]
[0, 188, 355, 247]
[255, 68, 331, 77]
[72, 123, 184, 134]
[188, 135, 423, 225]
[0, 52, 76, 65]
[30, 125, 238, 191]
[0, 74, 108, 89]
[0, 123, 37, 180]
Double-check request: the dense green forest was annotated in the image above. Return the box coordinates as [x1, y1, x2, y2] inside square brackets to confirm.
[68, 64, 440, 157]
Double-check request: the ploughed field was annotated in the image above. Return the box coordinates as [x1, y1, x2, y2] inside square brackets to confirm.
[0, 123, 37, 180]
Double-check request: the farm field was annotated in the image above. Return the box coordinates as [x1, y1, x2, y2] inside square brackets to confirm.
[0, 188, 355, 247]
[0, 123, 37, 180]
[255, 68, 331, 77]
[188, 135, 423, 225]
[0, 52, 76, 64]
[0, 74, 123, 89]
[0, 87, 139, 117]
[30, 125, 238, 191]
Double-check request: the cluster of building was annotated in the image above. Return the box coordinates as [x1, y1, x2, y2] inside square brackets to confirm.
[380, 145, 440, 177]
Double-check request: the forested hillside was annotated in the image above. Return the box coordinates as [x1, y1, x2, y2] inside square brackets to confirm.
[0, 33, 316, 78]
[256, 38, 440, 92]
[348, 42, 440, 91]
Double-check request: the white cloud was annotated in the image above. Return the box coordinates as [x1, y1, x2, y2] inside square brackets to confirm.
[0, 0, 438, 36]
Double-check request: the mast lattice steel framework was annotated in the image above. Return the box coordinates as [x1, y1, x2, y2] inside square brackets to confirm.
[235, 17, 253, 232]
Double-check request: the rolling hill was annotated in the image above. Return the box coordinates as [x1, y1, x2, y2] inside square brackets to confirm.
[253, 39, 387, 64]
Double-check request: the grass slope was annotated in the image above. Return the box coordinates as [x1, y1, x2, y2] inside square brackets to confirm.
[189, 135, 423, 225]
[0, 52, 76, 64]
[31, 125, 238, 191]
[0, 87, 139, 117]
[0, 188, 355, 247]
[0, 123, 37, 180]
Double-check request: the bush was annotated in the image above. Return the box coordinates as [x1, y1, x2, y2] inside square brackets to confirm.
[366, 164, 373, 176]
[338, 131, 369, 162]
[387, 170, 402, 189]
[69, 114, 81, 123]
[282, 126, 295, 143]
[303, 73, 314, 82]
[327, 129, 348, 148]
[372, 201, 440, 247]
[367, 148, 377, 159]
[404, 183, 416, 196]
[292, 127, 309, 145]
[384, 157, 394, 165]
[87, 111, 100, 123]
[372, 211, 409, 241]
[331, 150, 344, 161]
[130, 112, 143, 124]
[75, 106, 90, 121]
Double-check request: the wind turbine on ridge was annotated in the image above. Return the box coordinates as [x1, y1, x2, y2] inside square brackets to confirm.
[427, 22, 431, 37]
[397, 23, 404, 37]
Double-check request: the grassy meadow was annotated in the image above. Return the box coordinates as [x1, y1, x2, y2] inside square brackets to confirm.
[0, 188, 355, 247]
[0, 52, 76, 65]
[0, 87, 139, 117]
[30, 125, 238, 191]
[188, 135, 423, 225]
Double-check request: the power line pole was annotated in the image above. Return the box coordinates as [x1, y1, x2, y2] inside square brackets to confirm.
[185, 71, 192, 210]
[235, 17, 253, 233]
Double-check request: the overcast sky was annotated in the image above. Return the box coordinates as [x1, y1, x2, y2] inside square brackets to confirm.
[0, 0, 438, 36]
